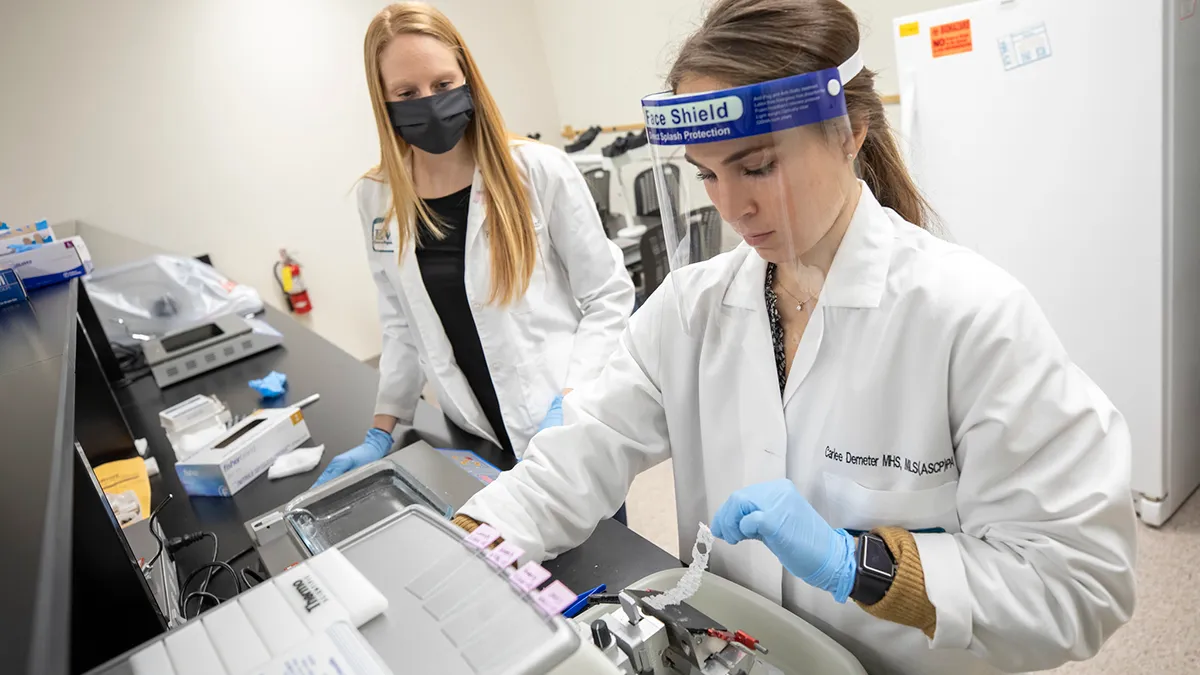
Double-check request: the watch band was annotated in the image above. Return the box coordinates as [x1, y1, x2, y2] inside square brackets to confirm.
[850, 533, 896, 606]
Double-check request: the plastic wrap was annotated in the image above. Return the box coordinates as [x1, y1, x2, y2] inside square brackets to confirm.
[84, 254, 263, 345]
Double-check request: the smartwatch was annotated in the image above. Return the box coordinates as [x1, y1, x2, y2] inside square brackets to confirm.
[849, 533, 896, 606]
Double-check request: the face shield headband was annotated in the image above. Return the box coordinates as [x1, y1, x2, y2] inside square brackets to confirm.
[640, 51, 864, 146]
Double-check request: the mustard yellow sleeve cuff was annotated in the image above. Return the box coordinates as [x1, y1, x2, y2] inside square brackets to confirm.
[854, 526, 938, 639]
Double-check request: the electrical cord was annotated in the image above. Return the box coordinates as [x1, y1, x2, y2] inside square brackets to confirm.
[179, 561, 241, 619]
[181, 591, 223, 618]
[241, 567, 265, 589]
[198, 532, 219, 598]
[109, 341, 153, 387]
[143, 494, 173, 571]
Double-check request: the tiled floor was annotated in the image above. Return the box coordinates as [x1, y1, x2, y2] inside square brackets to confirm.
[625, 460, 1200, 674]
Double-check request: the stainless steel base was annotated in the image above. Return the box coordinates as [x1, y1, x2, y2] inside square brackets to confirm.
[245, 440, 484, 575]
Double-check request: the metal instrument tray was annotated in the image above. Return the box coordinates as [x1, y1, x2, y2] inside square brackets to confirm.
[284, 462, 450, 555]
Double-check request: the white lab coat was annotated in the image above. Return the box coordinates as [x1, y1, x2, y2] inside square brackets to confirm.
[460, 185, 1137, 674]
[359, 140, 634, 456]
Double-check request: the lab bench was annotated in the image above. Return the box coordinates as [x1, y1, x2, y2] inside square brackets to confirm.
[3, 224, 680, 675]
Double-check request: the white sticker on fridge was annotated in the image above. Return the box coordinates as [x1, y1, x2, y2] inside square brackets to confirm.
[998, 24, 1053, 72]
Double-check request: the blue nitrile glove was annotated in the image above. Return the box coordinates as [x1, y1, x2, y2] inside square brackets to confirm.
[249, 370, 288, 399]
[311, 428, 393, 488]
[537, 395, 565, 433]
[711, 479, 858, 603]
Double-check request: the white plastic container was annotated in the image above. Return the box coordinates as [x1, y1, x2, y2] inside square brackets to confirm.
[159, 394, 232, 460]
[592, 569, 867, 675]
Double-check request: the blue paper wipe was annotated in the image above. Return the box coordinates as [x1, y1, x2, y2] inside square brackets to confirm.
[249, 370, 288, 399]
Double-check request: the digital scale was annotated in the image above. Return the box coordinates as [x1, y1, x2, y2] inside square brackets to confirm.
[142, 314, 283, 388]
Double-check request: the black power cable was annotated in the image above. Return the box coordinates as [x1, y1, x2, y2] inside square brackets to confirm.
[143, 494, 173, 571]
[178, 561, 241, 619]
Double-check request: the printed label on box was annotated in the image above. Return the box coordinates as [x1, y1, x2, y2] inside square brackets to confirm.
[534, 581, 576, 616]
[485, 541, 524, 568]
[931, 19, 973, 58]
[899, 21, 920, 38]
[464, 524, 500, 550]
[509, 562, 551, 593]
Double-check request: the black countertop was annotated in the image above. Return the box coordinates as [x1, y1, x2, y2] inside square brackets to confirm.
[1, 282, 77, 675]
[2, 223, 680, 675]
[117, 302, 679, 599]
[85, 227, 679, 603]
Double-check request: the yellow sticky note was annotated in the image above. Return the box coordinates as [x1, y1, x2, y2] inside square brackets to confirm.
[899, 21, 920, 38]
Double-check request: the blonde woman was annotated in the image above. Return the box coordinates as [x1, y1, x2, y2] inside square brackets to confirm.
[315, 3, 634, 508]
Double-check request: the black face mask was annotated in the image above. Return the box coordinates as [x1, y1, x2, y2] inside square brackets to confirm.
[385, 85, 474, 155]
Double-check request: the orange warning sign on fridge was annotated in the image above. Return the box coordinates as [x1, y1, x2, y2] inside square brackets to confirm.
[931, 19, 973, 58]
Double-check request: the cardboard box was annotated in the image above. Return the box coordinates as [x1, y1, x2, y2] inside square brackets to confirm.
[0, 220, 56, 248]
[175, 407, 311, 497]
[0, 236, 93, 290]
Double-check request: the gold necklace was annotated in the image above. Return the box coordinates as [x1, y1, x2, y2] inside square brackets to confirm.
[776, 282, 815, 312]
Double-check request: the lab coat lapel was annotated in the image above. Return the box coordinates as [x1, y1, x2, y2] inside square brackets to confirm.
[820, 184, 892, 310]
[464, 168, 487, 280]
[718, 251, 787, 604]
[784, 184, 892, 404]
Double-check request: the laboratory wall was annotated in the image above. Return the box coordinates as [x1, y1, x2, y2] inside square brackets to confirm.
[0, 0, 562, 361]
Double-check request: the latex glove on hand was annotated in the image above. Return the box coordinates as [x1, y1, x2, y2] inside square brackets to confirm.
[711, 478, 857, 603]
[311, 428, 392, 488]
[537, 395, 565, 433]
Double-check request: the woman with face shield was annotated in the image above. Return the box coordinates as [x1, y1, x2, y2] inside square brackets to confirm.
[314, 3, 635, 495]
[453, 0, 1136, 672]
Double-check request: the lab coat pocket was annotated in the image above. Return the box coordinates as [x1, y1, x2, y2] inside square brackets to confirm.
[822, 472, 960, 534]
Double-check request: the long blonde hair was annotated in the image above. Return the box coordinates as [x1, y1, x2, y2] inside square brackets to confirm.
[363, 2, 536, 304]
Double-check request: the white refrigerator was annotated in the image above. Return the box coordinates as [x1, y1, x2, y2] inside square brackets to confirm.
[894, 0, 1200, 525]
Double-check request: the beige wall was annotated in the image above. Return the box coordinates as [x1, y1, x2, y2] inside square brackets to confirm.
[0, 0, 562, 360]
[0, 0, 965, 360]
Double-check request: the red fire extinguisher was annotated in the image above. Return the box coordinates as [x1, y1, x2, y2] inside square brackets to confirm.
[274, 249, 312, 314]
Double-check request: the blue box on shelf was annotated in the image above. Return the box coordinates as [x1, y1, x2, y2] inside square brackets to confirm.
[0, 267, 28, 309]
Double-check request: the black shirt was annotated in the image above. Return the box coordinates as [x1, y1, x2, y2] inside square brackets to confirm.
[414, 186, 515, 461]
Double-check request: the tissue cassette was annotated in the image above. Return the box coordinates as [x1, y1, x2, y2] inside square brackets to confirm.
[176, 407, 311, 497]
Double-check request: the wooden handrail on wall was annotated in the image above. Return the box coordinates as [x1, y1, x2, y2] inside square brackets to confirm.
[561, 123, 645, 140]
[560, 95, 901, 140]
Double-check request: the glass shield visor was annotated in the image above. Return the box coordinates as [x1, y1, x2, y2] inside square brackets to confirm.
[639, 53, 864, 322]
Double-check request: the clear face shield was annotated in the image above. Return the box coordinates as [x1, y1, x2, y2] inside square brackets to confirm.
[640, 53, 865, 324]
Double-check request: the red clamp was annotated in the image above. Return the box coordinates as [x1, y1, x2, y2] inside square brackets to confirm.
[706, 628, 769, 655]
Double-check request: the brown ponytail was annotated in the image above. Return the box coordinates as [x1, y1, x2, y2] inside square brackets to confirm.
[667, 0, 934, 229]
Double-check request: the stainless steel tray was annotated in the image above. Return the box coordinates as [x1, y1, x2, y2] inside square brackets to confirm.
[246, 440, 487, 573]
[284, 462, 449, 555]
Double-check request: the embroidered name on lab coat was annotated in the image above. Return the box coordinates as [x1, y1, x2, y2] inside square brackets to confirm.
[824, 446, 955, 477]
[371, 217, 395, 253]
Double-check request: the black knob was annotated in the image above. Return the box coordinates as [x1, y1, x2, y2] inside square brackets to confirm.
[591, 619, 613, 650]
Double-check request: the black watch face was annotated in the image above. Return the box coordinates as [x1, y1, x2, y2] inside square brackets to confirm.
[863, 536, 894, 577]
